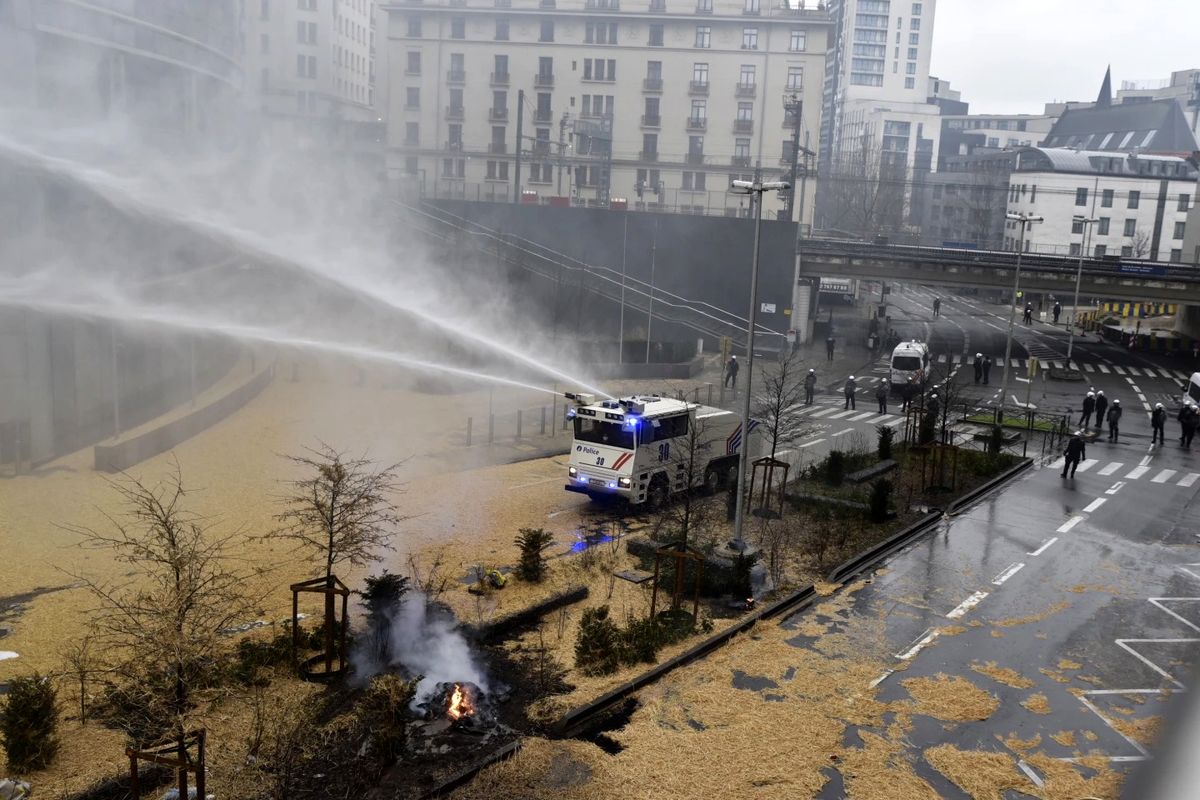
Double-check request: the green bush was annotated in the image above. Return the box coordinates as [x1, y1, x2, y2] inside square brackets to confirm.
[868, 479, 892, 523]
[233, 628, 295, 686]
[825, 451, 846, 486]
[1, 673, 59, 771]
[514, 527, 556, 583]
[877, 426, 894, 460]
[619, 617, 662, 665]
[575, 606, 622, 676]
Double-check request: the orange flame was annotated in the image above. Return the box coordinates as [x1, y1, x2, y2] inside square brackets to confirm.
[447, 683, 475, 720]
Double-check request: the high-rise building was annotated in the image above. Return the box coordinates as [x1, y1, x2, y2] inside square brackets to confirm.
[243, 0, 381, 142]
[817, 0, 941, 235]
[380, 0, 831, 221]
[1117, 68, 1200, 142]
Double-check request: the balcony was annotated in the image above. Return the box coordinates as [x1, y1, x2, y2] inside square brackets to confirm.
[640, 114, 661, 128]
[532, 141, 551, 157]
[649, 0, 666, 10]
[742, 5, 761, 14]
[782, 113, 800, 129]
[689, 80, 709, 95]
[686, 116, 707, 131]
[695, 1, 712, 12]
[639, 150, 659, 162]
[539, 0, 556, 6]
[446, 70, 466, 84]
[534, 72, 554, 88]
[445, 140, 464, 151]
[643, 77, 663, 92]
[686, 151, 705, 165]
[735, 82, 756, 97]
[490, 72, 509, 85]
[733, 119, 754, 133]
[535, 108, 553, 123]
[489, 107, 509, 121]
[488, 141, 507, 154]
[445, 105, 465, 120]
[584, 0, 619, 8]
[730, 155, 751, 167]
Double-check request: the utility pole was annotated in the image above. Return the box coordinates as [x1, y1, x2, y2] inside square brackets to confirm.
[783, 95, 803, 222]
[644, 218, 658, 363]
[557, 113, 568, 196]
[512, 88, 524, 203]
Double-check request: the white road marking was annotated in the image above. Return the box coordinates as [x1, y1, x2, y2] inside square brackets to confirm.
[1083, 363, 1096, 372]
[1148, 598, 1200, 633]
[1106, 481, 1126, 495]
[992, 562, 1026, 586]
[1017, 760, 1045, 789]
[1057, 516, 1084, 533]
[831, 427, 855, 437]
[1098, 364, 1111, 373]
[864, 414, 894, 424]
[1078, 694, 1151, 758]
[868, 669, 894, 688]
[946, 591, 989, 619]
[1172, 370, 1189, 380]
[1178, 472, 1200, 487]
[1152, 469, 1178, 483]
[809, 407, 839, 418]
[1139, 455, 1153, 466]
[1076, 459, 1098, 473]
[1158, 368, 1176, 379]
[1113, 365, 1127, 375]
[896, 627, 940, 660]
[884, 418, 905, 427]
[848, 412, 876, 421]
[1028, 537, 1059, 556]
[798, 439, 826, 449]
[826, 409, 858, 419]
[1098, 462, 1123, 476]
[1115, 639, 1197, 689]
[1125, 465, 1150, 479]
[1083, 498, 1107, 513]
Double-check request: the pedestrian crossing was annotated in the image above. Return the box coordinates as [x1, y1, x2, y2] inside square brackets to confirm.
[1050, 457, 1200, 489]
[786, 401, 906, 428]
[907, 355, 1191, 380]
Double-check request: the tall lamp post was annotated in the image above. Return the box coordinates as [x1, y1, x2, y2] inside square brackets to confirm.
[727, 176, 790, 555]
[997, 212, 1043, 423]
[1067, 215, 1098, 370]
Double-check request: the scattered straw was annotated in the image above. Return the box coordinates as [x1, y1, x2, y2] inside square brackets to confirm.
[990, 600, 1071, 628]
[1057, 658, 1082, 670]
[900, 674, 999, 722]
[1039, 667, 1072, 684]
[924, 744, 1031, 799]
[970, 661, 1034, 689]
[814, 580, 842, 597]
[1022, 693, 1051, 715]
[1025, 754, 1123, 800]
[1050, 730, 1076, 747]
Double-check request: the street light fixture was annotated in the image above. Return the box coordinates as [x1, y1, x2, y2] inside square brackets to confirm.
[997, 212, 1043, 423]
[1067, 215, 1098, 370]
[727, 176, 790, 556]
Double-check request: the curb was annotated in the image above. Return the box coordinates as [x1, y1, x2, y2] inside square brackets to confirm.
[824, 510, 942, 586]
[944, 457, 1034, 517]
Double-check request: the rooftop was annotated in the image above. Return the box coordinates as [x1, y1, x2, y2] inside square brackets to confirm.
[1013, 146, 1198, 179]
[1042, 97, 1198, 154]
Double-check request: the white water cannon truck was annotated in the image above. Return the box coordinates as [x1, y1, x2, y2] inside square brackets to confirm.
[563, 392, 753, 507]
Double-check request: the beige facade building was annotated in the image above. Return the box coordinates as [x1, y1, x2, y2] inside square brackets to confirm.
[243, 0, 381, 139]
[381, 0, 831, 220]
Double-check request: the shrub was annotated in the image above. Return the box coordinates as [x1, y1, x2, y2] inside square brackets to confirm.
[825, 451, 846, 486]
[619, 617, 662, 665]
[357, 674, 418, 762]
[919, 413, 937, 445]
[575, 606, 622, 676]
[357, 571, 410, 665]
[877, 425, 894, 460]
[868, 479, 892, 523]
[987, 425, 1004, 456]
[233, 628, 295, 686]
[1, 673, 59, 771]
[514, 528, 556, 583]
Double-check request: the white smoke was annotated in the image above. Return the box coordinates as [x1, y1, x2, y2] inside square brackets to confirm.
[352, 591, 488, 706]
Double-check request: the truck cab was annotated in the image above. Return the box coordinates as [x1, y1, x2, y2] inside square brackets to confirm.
[563, 393, 748, 506]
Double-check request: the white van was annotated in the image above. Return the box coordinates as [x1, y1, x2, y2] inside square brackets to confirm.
[1183, 372, 1200, 407]
[890, 340, 930, 389]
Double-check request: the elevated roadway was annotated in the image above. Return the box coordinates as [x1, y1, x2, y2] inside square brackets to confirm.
[799, 238, 1200, 304]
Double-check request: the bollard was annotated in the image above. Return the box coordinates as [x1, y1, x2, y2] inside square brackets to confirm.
[693, 387, 700, 402]
[467, 417, 473, 447]
[719, 384, 726, 406]
[707, 383, 713, 404]
[489, 414, 495, 444]
[541, 406, 547, 435]
[517, 409, 523, 440]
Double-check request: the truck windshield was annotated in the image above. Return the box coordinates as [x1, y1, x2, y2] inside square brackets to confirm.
[893, 355, 922, 371]
[574, 418, 635, 450]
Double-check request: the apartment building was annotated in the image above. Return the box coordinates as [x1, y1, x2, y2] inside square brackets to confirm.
[244, 0, 381, 140]
[381, 0, 831, 220]
[1117, 69, 1200, 142]
[1004, 147, 1197, 262]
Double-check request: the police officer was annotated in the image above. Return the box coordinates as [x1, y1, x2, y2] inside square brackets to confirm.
[1053, 301, 1062, 325]
[804, 368, 817, 406]
[1080, 391, 1096, 428]
[1151, 402, 1167, 445]
[1185, 404, 1199, 449]
[826, 334, 836, 361]
[876, 379, 890, 414]
[973, 353, 983, 385]
[932, 297, 941, 318]
[982, 355, 992, 384]
[1062, 431, 1086, 478]
[1106, 399, 1123, 442]
[725, 355, 739, 389]
[844, 375, 857, 410]
[1093, 390, 1108, 431]
[1023, 305, 1033, 324]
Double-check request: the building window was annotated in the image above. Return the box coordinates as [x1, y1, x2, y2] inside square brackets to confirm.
[450, 16, 465, 38]
[909, 32, 919, 44]
[1069, 243, 1081, 256]
[642, 133, 658, 158]
[912, 2, 922, 14]
[689, 134, 704, 155]
[299, 0, 316, 9]
[406, 87, 420, 108]
[1123, 218, 1137, 237]
[1074, 187, 1088, 206]
[1180, 193, 1192, 212]
[910, 18, 920, 29]
[261, 0, 270, 20]
[495, 18, 509, 40]
[540, 20, 554, 41]
[296, 54, 317, 78]
[744, 0, 760, 12]
[1094, 244, 1107, 257]
[786, 66, 803, 90]
[907, 47, 918, 60]
[904, 77, 915, 89]
[297, 20, 317, 43]
[739, 64, 756, 87]
[404, 122, 419, 145]
[1171, 248, 1183, 262]
[448, 123, 463, 147]
[406, 15, 422, 37]
[1175, 221, 1187, 239]
[1098, 217, 1110, 235]
[789, 29, 806, 51]
[693, 62, 709, 85]
[1071, 219, 1084, 235]
[905, 62, 916, 75]
[648, 23, 664, 46]
[1121, 245, 1133, 257]
[734, 138, 750, 159]
[404, 156, 418, 175]
[695, 26, 711, 48]
[406, 51, 421, 74]
[742, 28, 759, 49]
[586, 22, 618, 44]
[696, 0, 712, 10]
[737, 101, 753, 121]
[646, 60, 662, 81]
[690, 98, 707, 120]
[1128, 190, 1140, 209]
[1101, 188, 1113, 208]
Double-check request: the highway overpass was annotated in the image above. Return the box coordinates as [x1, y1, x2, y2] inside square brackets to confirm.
[797, 239, 1200, 304]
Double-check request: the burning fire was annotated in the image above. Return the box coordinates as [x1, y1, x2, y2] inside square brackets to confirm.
[446, 683, 476, 721]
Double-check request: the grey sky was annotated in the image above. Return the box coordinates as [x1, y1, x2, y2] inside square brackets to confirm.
[930, 0, 1200, 115]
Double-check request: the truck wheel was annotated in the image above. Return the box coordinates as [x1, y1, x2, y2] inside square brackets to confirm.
[647, 476, 669, 509]
[703, 467, 721, 494]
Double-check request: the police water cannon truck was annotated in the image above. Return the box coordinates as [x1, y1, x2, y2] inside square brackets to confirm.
[562, 392, 753, 507]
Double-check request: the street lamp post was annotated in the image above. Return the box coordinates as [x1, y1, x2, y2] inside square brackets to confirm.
[1067, 215, 1098, 369]
[997, 212, 1043, 423]
[728, 176, 790, 555]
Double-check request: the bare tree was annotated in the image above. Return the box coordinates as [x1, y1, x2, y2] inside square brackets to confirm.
[754, 350, 811, 460]
[960, 169, 1007, 249]
[651, 415, 719, 555]
[1131, 227, 1153, 258]
[65, 466, 254, 743]
[819, 134, 909, 238]
[270, 445, 409, 672]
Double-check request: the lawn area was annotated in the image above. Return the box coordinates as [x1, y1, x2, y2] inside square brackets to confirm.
[965, 413, 1061, 432]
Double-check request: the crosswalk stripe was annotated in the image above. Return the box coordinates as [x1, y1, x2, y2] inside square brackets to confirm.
[1010, 358, 1021, 368]
[884, 418, 905, 427]
[1179, 473, 1200, 487]
[1125, 465, 1150, 479]
[827, 409, 858, 419]
[1076, 459, 1099, 473]
[1098, 462, 1123, 476]
[864, 414, 893, 424]
[1173, 370, 1190, 380]
[1083, 363, 1096, 372]
[1049, 457, 1065, 469]
[848, 412, 876, 421]
[1152, 469, 1178, 483]
[1157, 369, 1175, 379]
[1098, 364, 1111, 374]
[1047, 360, 1062, 369]
[1112, 365, 1128, 375]
[809, 407, 838, 418]
[936, 354, 946, 363]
